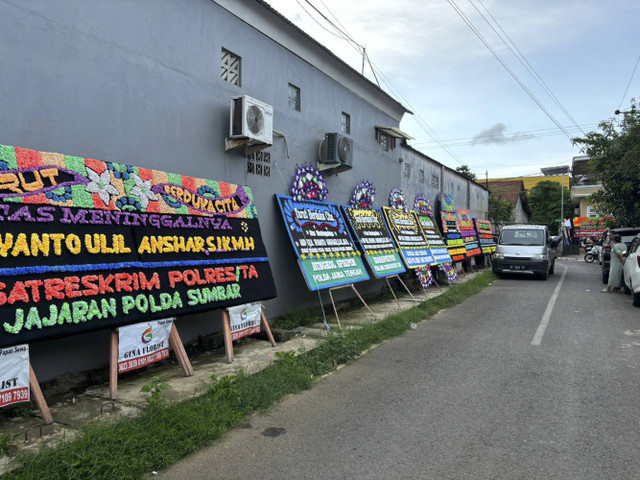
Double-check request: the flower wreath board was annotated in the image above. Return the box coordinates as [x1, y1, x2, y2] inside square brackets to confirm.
[473, 218, 496, 254]
[413, 197, 452, 265]
[456, 207, 482, 257]
[275, 195, 369, 291]
[0, 144, 277, 349]
[572, 217, 611, 239]
[381, 207, 435, 269]
[438, 193, 467, 262]
[341, 206, 405, 278]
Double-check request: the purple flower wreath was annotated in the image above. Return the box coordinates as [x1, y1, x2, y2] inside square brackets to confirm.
[290, 163, 328, 202]
[414, 194, 433, 217]
[415, 266, 434, 289]
[389, 188, 407, 211]
[438, 262, 457, 284]
[350, 179, 376, 208]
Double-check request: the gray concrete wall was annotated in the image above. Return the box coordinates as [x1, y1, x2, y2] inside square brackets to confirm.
[469, 182, 489, 220]
[0, 0, 413, 379]
[0, 0, 490, 381]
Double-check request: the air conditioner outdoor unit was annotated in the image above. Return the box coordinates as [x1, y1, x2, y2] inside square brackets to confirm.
[229, 95, 273, 145]
[318, 133, 353, 171]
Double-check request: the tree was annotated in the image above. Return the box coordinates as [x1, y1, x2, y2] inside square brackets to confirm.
[572, 98, 640, 226]
[455, 165, 477, 181]
[528, 181, 573, 233]
[488, 196, 514, 225]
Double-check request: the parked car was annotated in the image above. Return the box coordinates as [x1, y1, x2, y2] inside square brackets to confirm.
[601, 227, 640, 283]
[623, 233, 640, 306]
[492, 224, 557, 280]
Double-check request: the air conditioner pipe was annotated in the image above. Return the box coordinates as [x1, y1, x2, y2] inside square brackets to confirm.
[272, 129, 290, 159]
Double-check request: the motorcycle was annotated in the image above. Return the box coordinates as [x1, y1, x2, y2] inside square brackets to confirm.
[584, 243, 601, 263]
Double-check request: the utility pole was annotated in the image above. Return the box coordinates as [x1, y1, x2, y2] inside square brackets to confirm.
[560, 172, 564, 236]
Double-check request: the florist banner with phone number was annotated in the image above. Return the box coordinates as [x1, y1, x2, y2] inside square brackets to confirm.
[0, 144, 276, 348]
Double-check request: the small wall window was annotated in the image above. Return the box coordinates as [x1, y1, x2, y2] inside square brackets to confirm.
[376, 131, 395, 151]
[221, 49, 241, 86]
[403, 163, 410, 178]
[341, 112, 351, 134]
[431, 174, 439, 189]
[246, 151, 271, 177]
[419, 169, 425, 184]
[288, 83, 301, 111]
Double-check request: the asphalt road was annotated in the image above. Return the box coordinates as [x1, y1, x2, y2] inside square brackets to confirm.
[154, 259, 640, 480]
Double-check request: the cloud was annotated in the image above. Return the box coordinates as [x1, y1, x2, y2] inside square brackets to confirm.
[471, 123, 534, 146]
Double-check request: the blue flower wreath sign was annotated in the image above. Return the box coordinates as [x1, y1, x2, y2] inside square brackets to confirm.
[275, 195, 369, 290]
[381, 206, 435, 269]
[342, 206, 405, 278]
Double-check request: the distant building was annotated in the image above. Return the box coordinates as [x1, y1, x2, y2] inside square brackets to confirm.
[486, 180, 531, 224]
[571, 155, 603, 217]
[487, 175, 570, 191]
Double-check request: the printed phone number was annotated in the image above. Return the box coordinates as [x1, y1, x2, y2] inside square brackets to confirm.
[0, 388, 29, 407]
[231, 326, 260, 341]
[118, 350, 169, 373]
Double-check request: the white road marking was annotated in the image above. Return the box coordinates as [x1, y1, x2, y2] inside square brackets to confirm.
[531, 264, 568, 346]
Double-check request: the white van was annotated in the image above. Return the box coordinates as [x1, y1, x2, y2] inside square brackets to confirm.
[492, 224, 557, 280]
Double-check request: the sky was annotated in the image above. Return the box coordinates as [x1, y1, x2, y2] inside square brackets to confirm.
[267, 0, 640, 179]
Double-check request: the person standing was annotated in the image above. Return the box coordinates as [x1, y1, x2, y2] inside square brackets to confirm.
[602, 234, 626, 292]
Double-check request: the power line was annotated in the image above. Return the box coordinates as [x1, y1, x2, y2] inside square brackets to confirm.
[445, 0, 575, 141]
[297, 0, 467, 166]
[300, 0, 363, 49]
[471, 0, 585, 136]
[366, 59, 466, 165]
[295, 0, 355, 45]
[412, 124, 597, 149]
[618, 55, 640, 110]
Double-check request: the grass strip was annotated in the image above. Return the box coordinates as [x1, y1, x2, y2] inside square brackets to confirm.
[4, 272, 496, 480]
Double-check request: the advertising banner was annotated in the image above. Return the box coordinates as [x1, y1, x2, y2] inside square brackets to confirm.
[381, 207, 435, 268]
[0, 344, 30, 407]
[118, 318, 173, 373]
[342, 206, 405, 278]
[0, 144, 276, 348]
[474, 219, 496, 253]
[227, 302, 261, 341]
[275, 195, 369, 290]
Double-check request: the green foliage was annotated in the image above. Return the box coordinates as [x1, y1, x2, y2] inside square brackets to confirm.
[274, 350, 297, 364]
[140, 376, 172, 408]
[3, 403, 33, 418]
[0, 432, 21, 456]
[271, 308, 320, 330]
[573, 98, 640, 226]
[455, 164, 477, 181]
[528, 181, 573, 232]
[208, 375, 238, 402]
[488, 196, 514, 225]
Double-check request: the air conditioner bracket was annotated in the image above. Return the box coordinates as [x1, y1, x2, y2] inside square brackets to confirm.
[225, 137, 271, 154]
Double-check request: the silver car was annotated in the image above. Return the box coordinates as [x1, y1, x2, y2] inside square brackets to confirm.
[492, 225, 557, 280]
